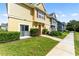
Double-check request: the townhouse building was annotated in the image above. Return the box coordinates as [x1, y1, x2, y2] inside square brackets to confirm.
[1, 23, 8, 31]
[7, 3, 66, 38]
[57, 21, 66, 31]
[8, 3, 51, 38]
[49, 13, 58, 31]
[49, 13, 66, 32]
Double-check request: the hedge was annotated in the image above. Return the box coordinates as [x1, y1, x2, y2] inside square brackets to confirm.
[30, 28, 40, 36]
[0, 32, 20, 42]
[42, 29, 48, 34]
[50, 31, 62, 36]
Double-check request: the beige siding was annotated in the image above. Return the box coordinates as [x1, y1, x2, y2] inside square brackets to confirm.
[8, 18, 32, 32]
[45, 16, 50, 25]
[36, 4, 45, 11]
[34, 10, 49, 24]
[8, 3, 51, 34]
[34, 9, 51, 31]
[8, 4, 33, 21]
[45, 16, 51, 31]
[45, 24, 50, 31]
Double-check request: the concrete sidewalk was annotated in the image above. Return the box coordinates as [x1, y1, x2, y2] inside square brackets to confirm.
[46, 32, 75, 56]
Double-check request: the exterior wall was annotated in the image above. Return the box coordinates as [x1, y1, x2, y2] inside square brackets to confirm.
[45, 16, 50, 25]
[61, 24, 66, 31]
[57, 22, 63, 31]
[51, 19, 57, 31]
[8, 3, 33, 31]
[62, 23, 66, 31]
[32, 22, 44, 35]
[45, 16, 51, 31]
[8, 4, 33, 22]
[34, 9, 51, 32]
[8, 3, 51, 35]
[49, 13, 58, 31]
[8, 17, 32, 32]
[34, 9, 45, 23]
[45, 24, 50, 31]
[36, 4, 45, 11]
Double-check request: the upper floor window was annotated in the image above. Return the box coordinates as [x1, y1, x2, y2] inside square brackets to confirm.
[37, 10, 45, 20]
[52, 20, 56, 24]
[53, 20, 56, 23]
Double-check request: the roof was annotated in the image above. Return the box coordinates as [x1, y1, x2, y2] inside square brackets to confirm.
[49, 13, 58, 21]
[1, 23, 8, 27]
[23, 3, 50, 18]
[57, 21, 66, 26]
[27, 3, 46, 11]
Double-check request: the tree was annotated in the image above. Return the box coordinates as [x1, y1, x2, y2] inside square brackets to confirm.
[66, 20, 79, 32]
[75, 21, 79, 32]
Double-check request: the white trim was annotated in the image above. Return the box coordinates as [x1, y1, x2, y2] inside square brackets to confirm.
[20, 36, 31, 39]
[18, 23, 29, 31]
[18, 23, 30, 38]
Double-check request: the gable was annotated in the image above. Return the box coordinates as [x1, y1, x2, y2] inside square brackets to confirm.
[36, 3, 46, 12]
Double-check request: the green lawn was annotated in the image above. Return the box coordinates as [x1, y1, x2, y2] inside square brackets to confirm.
[74, 32, 79, 56]
[57, 32, 69, 39]
[0, 36, 58, 56]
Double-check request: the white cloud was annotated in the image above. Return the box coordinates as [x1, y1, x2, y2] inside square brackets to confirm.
[56, 14, 66, 18]
[2, 14, 8, 17]
[61, 14, 66, 17]
[0, 14, 8, 17]
[56, 14, 59, 17]
[71, 13, 79, 16]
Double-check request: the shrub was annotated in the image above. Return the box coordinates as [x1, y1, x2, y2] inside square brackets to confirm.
[30, 28, 40, 36]
[0, 32, 20, 42]
[47, 31, 50, 35]
[64, 30, 69, 33]
[50, 31, 62, 36]
[42, 29, 48, 34]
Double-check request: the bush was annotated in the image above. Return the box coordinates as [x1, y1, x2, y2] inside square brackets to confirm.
[47, 31, 50, 35]
[42, 29, 48, 34]
[0, 32, 20, 42]
[64, 30, 69, 33]
[50, 31, 62, 36]
[30, 28, 40, 36]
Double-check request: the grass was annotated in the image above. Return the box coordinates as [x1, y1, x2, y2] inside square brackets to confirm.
[57, 32, 69, 39]
[74, 32, 79, 56]
[0, 36, 58, 56]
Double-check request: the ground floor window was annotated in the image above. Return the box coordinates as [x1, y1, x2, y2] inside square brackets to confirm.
[51, 25, 56, 31]
[20, 25, 29, 36]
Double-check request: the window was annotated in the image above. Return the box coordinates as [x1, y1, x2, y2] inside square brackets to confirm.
[53, 20, 56, 24]
[37, 10, 45, 19]
[25, 25, 29, 31]
[20, 25, 29, 36]
[20, 25, 29, 31]
[21, 25, 25, 31]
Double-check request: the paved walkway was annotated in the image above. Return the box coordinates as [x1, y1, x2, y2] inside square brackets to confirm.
[41, 35, 62, 41]
[46, 32, 75, 56]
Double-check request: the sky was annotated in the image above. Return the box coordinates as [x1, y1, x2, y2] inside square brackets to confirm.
[0, 3, 8, 25]
[0, 3, 79, 24]
[45, 3, 79, 23]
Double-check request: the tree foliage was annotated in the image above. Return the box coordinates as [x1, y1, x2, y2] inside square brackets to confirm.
[66, 20, 79, 32]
